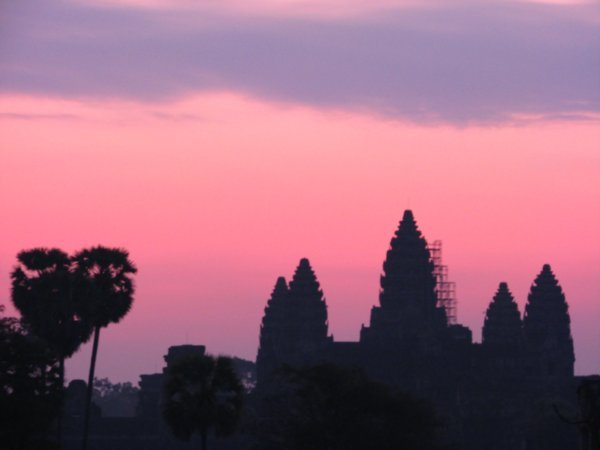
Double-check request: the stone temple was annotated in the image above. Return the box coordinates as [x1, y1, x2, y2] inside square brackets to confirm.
[256, 210, 578, 449]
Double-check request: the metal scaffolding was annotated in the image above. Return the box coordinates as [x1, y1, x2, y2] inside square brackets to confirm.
[429, 240, 457, 324]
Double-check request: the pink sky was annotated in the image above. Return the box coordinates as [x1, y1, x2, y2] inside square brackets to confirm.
[1, 0, 599, 382]
[1, 92, 599, 381]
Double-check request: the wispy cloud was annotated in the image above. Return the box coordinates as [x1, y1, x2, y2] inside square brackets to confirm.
[1, 0, 598, 124]
[0, 112, 80, 121]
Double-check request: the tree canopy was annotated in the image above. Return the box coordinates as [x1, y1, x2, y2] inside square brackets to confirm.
[71, 246, 137, 450]
[257, 363, 443, 450]
[11, 248, 93, 362]
[0, 307, 63, 450]
[162, 353, 244, 450]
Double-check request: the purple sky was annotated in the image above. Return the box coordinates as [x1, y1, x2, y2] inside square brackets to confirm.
[1, 0, 598, 383]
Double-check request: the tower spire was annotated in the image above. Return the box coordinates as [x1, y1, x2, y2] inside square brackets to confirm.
[482, 282, 522, 348]
[256, 259, 330, 387]
[288, 258, 329, 341]
[379, 210, 445, 326]
[523, 264, 574, 379]
[256, 277, 289, 384]
[289, 258, 324, 302]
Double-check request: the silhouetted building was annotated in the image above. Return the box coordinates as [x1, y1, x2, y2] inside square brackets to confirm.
[59, 210, 582, 449]
[483, 282, 523, 349]
[257, 260, 331, 385]
[61, 345, 254, 450]
[257, 276, 291, 384]
[256, 210, 580, 450]
[524, 264, 575, 383]
[481, 282, 525, 376]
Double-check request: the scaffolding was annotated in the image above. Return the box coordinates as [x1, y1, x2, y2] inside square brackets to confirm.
[429, 240, 457, 324]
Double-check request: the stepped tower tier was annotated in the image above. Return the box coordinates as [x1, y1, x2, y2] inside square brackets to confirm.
[256, 276, 290, 384]
[380, 210, 438, 313]
[523, 264, 574, 379]
[482, 282, 523, 349]
[287, 258, 329, 348]
[364, 210, 447, 341]
[359, 210, 451, 391]
[256, 260, 330, 386]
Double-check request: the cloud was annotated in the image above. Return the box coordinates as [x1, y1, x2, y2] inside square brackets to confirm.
[0, 112, 80, 121]
[1, 0, 598, 124]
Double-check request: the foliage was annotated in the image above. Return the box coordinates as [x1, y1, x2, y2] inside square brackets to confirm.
[10, 246, 138, 449]
[93, 377, 140, 417]
[162, 353, 244, 450]
[70, 245, 137, 450]
[0, 307, 63, 450]
[10, 248, 95, 448]
[230, 357, 257, 393]
[257, 363, 443, 450]
[71, 246, 137, 328]
[10, 248, 93, 362]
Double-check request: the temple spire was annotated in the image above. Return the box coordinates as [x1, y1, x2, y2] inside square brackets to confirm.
[270, 277, 288, 303]
[523, 264, 574, 378]
[256, 259, 330, 387]
[482, 282, 522, 348]
[288, 258, 328, 339]
[256, 277, 289, 384]
[379, 210, 444, 325]
[289, 258, 323, 301]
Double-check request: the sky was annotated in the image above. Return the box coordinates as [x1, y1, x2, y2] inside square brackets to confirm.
[0, 0, 599, 382]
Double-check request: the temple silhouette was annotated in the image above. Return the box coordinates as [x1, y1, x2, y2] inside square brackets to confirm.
[256, 210, 578, 449]
[51, 210, 589, 449]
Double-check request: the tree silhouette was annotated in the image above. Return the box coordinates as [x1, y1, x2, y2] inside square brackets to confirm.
[0, 306, 63, 450]
[162, 353, 244, 450]
[93, 377, 139, 417]
[258, 363, 442, 450]
[71, 246, 137, 450]
[11, 248, 92, 387]
[10, 248, 93, 446]
[554, 377, 600, 450]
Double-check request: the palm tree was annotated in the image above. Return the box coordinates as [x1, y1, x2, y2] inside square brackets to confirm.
[162, 353, 244, 450]
[10, 248, 93, 446]
[11, 248, 92, 385]
[71, 246, 137, 450]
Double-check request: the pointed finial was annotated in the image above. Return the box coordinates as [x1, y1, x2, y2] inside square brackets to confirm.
[299, 258, 310, 267]
[268, 277, 289, 304]
[402, 209, 415, 223]
[289, 257, 322, 300]
[494, 282, 515, 303]
[535, 264, 558, 286]
[273, 276, 288, 293]
[393, 209, 419, 240]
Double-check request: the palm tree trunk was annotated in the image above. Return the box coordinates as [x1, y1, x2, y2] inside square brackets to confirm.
[82, 326, 100, 450]
[57, 357, 65, 448]
[201, 428, 208, 450]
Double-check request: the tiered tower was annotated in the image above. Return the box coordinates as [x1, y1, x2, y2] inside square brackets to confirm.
[256, 277, 290, 384]
[523, 264, 575, 380]
[482, 282, 523, 349]
[256, 259, 330, 386]
[254, 212, 579, 450]
[358, 210, 451, 391]
[286, 258, 329, 361]
[362, 210, 447, 343]
[480, 282, 525, 379]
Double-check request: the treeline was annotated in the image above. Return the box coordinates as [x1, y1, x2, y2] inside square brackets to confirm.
[1, 246, 136, 450]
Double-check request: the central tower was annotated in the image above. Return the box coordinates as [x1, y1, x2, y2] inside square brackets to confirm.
[362, 210, 447, 343]
[359, 210, 450, 388]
